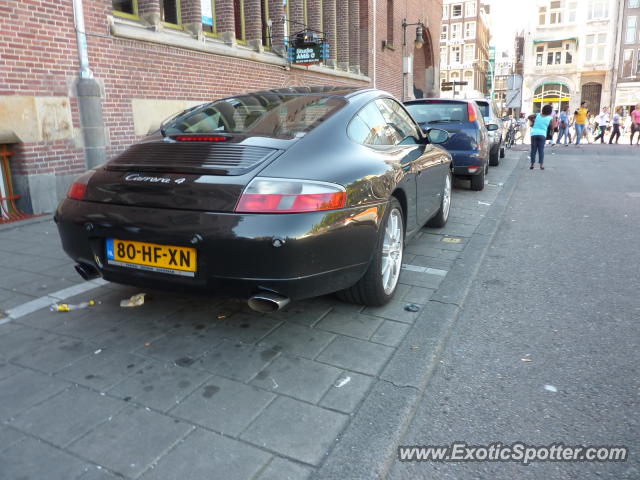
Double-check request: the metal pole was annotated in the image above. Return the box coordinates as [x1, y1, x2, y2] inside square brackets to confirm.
[72, 0, 92, 78]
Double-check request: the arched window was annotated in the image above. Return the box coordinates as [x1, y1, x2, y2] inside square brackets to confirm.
[533, 83, 570, 112]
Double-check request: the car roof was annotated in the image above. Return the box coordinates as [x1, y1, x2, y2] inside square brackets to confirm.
[404, 98, 475, 104]
[248, 86, 376, 99]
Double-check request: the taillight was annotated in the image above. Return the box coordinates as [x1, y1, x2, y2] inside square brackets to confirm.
[235, 178, 346, 213]
[467, 103, 477, 123]
[67, 170, 95, 201]
[173, 135, 229, 142]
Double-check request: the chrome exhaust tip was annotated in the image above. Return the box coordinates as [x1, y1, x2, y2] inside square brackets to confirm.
[248, 292, 290, 313]
[74, 263, 101, 281]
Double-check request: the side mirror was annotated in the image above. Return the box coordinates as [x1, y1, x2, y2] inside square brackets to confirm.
[426, 128, 450, 144]
[486, 123, 499, 132]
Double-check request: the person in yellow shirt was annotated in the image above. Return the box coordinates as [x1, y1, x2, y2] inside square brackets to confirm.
[574, 101, 589, 145]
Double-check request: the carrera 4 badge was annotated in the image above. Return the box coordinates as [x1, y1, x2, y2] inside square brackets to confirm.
[125, 174, 186, 184]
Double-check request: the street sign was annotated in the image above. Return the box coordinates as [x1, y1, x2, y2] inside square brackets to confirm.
[441, 81, 469, 87]
[441, 86, 453, 91]
[506, 74, 523, 109]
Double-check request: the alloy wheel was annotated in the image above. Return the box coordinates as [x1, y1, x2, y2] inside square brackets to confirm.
[381, 208, 403, 295]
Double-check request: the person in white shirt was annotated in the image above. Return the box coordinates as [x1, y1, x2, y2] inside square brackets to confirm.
[594, 107, 609, 144]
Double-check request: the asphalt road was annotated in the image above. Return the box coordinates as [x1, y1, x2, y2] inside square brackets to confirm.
[389, 144, 640, 479]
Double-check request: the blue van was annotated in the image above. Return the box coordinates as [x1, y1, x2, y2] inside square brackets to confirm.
[404, 99, 495, 191]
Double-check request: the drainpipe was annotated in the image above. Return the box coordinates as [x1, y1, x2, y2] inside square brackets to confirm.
[609, 0, 624, 113]
[372, 0, 377, 88]
[72, 0, 107, 169]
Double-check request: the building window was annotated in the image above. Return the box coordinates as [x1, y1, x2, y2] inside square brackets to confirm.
[637, 50, 640, 73]
[452, 4, 463, 18]
[464, 44, 475, 62]
[565, 43, 573, 63]
[451, 23, 461, 40]
[626, 17, 637, 44]
[441, 25, 448, 41]
[202, 0, 216, 34]
[536, 45, 543, 66]
[451, 46, 461, 63]
[567, 2, 577, 22]
[465, 2, 476, 16]
[465, 21, 476, 39]
[440, 46, 448, 65]
[538, 6, 546, 25]
[234, 0, 245, 41]
[464, 70, 473, 84]
[387, 0, 394, 45]
[587, 0, 608, 20]
[549, 1, 562, 24]
[623, 50, 633, 76]
[443, 5, 449, 19]
[631, 0, 640, 8]
[450, 71, 460, 80]
[161, 0, 181, 25]
[585, 33, 606, 62]
[112, 0, 138, 17]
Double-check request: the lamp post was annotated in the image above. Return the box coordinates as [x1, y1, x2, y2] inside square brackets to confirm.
[401, 18, 426, 101]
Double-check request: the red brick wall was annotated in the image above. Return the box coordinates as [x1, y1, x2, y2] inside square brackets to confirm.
[1, 0, 441, 182]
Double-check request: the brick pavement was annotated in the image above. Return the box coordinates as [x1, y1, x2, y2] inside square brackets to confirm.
[0, 153, 519, 479]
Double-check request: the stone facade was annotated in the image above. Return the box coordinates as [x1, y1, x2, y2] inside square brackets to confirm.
[613, 0, 640, 114]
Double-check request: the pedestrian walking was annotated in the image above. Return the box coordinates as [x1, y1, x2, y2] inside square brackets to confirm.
[574, 101, 588, 145]
[557, 105, 570, 146]
[517, 113, 528, 144]
[594, 107, 609, 143]
[546, 110, 558, 146]
[529, 104, 553, 170]
[631, 104, 640, 145]
[609, 107, 622, 144]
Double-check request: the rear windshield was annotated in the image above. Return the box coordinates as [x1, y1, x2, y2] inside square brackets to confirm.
[405, 102, 468, 124]
[475, 101, 490, 118]
[163, 94, 347, 139]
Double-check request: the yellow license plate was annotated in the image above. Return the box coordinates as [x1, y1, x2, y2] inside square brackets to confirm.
[106, 238, 196, 277]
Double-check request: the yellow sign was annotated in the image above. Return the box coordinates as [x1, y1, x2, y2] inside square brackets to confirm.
[107, 238, 197, 276]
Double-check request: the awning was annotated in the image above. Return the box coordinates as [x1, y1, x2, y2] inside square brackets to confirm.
[533, 37, 578, 44]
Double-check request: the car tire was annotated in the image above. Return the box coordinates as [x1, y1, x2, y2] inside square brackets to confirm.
[338, 197, 404, 307]
[470, 167, 485, 191]
[426, 170, 452, 228]
[489, 146, 500, 166]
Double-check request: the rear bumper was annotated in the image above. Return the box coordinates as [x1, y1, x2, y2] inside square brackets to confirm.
[55, 199, 386, 300]
[448, 150, 487, 176]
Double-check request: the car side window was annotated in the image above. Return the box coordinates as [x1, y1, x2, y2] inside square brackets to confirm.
[375, 99, 420, 145]
[348, 101, 396, 146]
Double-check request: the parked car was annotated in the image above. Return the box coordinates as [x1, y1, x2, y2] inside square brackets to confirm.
[404, 98, 494, 191]
[55, 87, 453, 311]
[472, 98, 505, 166]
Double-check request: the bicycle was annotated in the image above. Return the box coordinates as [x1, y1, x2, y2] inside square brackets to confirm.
[505, 123, 517, 149]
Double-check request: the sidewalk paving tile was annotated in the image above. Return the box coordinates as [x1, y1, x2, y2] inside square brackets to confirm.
[140, 428, 271, 480]
[0, 436, 88, 480]
[56, 349, 149, 391]
[240, 396, 348, 466]
[315, 312, 383, 340]
[134, 327, 224, 363]
[396, 269, 445, 289]
[370, 320, 411, 347]
[9, 335, 96, 373]
[0, 369, 68, 420]
[170, 375, 275, 436]
[67, 405, 193, 478]
[0, 325, 59, 359]
[316, 336, 394, 376]
[75, 467, 122, 480]
[208, 313, 282, 344]
[9, 386, 124, 447]
[0, 426, 27, 452]
[256, 457, 312, 480]
[363, 299, 424, 324]
[263, 300, 332, 328]
[197, 339, 280, 382]
[319, 372, 375, 414]
[250, 355, 342, 404]
[0, 360, 22, 381]
[108, 360, 212, 412]
[258, 323, 336, 359]
[402, 286, 436, 304]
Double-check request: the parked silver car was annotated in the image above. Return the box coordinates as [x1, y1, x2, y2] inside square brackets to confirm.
[472, 98, 505, 166]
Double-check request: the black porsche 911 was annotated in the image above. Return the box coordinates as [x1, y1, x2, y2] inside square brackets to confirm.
[55, 87, 452, 312]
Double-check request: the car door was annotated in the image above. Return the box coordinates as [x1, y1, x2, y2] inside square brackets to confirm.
[376, 98, 443, 224]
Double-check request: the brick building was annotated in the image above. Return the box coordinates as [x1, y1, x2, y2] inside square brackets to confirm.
[438, 0, 491, 97]
[613, 0, 640, 115]
[0, 0, 441, 215]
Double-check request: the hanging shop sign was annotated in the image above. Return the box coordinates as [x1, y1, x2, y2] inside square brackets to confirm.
[288, 31, 330, 66]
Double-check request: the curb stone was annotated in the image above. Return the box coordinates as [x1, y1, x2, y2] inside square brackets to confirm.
[313, 152, 528, 480]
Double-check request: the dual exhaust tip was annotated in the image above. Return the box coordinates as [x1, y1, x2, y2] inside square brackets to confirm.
[75, 263, 290, 313]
